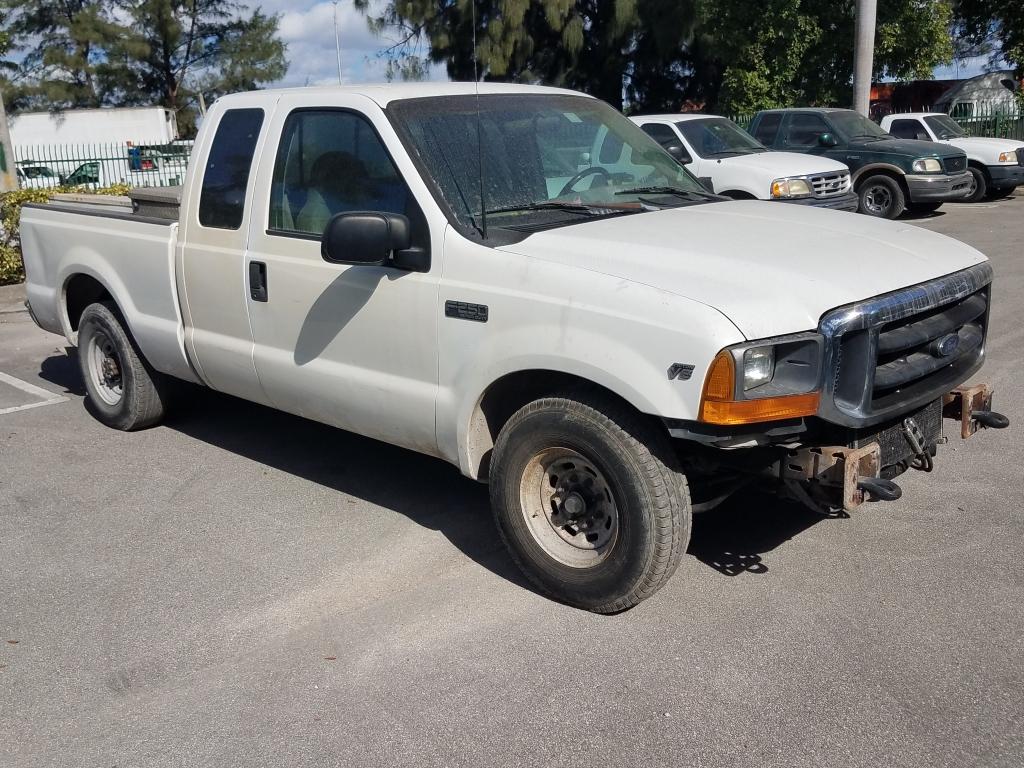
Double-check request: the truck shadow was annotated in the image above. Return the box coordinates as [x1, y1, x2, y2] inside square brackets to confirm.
[38, 351, 836, 588]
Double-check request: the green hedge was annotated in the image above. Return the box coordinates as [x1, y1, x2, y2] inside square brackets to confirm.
[0, 184, 130, 286]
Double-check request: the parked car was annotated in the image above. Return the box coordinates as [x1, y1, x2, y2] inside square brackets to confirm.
[16, 162, 61, 190]
[880, 112, 1024, 202]
[630, 114, 858, 211]
[749, 108, 971, 218]
[21, 84, 1007, 613]
[933, 70, 1021, 123]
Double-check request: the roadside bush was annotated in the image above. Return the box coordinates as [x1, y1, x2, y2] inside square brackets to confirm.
[0, 184, 130, 286]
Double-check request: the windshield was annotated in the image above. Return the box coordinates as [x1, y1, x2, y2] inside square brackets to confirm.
[387, 94, 713, 235]
[829, 111, 889, 139]
[924, 114, 966, 139]
[676, 117, 766, 157]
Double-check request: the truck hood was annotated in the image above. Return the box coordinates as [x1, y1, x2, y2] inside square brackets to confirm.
[860, 137, 965, 159]
[497, 200, 987, 339]
[716, 151, 849, 176]
[947, 136, 1024, 155]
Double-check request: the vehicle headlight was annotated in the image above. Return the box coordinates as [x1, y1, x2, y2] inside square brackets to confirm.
[699, 334, 823, 425]
[912, 158, 942, 173]
[998, 151, 1019, 163]
[770, 177, 812, 199]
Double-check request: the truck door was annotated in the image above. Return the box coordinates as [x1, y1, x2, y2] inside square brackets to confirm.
[242, 95, 441, 457]
[177, 102, 274, 404]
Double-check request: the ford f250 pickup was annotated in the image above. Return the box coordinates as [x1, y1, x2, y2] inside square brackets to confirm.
[21, 84, 1008, 613]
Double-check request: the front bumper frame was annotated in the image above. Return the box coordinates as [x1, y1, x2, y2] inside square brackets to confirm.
[905, 171, 972, 202]
[780, 383, 1007, 511]
[775, 191, 859, 212]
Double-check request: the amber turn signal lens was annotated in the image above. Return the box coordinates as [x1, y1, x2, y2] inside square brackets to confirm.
[702, 350, 735, 401]
[699, 392, 821, 425]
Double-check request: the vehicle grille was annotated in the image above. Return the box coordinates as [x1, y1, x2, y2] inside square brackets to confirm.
[943, 155, 967, 173]
[818, 263, 992, 427]
[1017, 148, 1024, 167]
[810, 171, 852, 199]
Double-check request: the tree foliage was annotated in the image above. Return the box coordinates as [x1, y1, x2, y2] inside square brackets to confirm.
[954, 0, 1024, 76]
[0, 0, 287, 132]
[362, 0, 957, 112]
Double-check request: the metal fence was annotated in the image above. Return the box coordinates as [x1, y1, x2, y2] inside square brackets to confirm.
[13, 140, 194, 190]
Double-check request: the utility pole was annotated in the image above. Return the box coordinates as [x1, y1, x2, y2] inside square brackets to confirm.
[333, 0, 343, 85]
[852, 0, 878, 116]
[0, 87, 18, 192]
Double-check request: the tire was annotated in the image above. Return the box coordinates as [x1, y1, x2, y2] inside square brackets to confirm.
[857, 174, 906, 219]
[909, 202, 942, 214]
[77, 301, 170, 430]
[489, 390, 691, 613]
[986, 186, 1015, 201]
[963, 166, 987, 203]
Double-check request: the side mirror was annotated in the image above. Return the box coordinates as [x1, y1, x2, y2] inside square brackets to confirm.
[321, 211, 428, 271]
[818, 133, 838, 148]
[665, 143, 693, 164]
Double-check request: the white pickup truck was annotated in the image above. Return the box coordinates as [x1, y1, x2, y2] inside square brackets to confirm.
[22, 83, 1007, 613]
[631, 114, 858, 211]
[880, 112, 1024, 202]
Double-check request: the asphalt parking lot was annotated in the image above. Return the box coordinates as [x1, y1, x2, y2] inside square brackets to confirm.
[2, 197, 1022, 767]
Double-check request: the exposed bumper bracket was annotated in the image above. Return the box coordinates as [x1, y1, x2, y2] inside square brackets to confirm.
[943, 383, 1009, 439]
[780, 442, 881, 511]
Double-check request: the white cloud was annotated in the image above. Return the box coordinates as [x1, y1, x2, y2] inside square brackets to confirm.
[264, 0, 447, 87]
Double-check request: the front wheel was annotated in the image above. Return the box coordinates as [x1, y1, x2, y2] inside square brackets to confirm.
[78, 302, 170, 430]
[489, 391, 691, 613]
[857, 174, 906, 219]
[963, 166, 988, 203]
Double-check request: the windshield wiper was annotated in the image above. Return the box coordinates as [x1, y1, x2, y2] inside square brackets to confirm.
[484, 201, 599, 216]
[614, 186, 720, 201]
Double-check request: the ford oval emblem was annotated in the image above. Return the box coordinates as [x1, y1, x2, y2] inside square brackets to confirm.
[934, 333, 960, 358]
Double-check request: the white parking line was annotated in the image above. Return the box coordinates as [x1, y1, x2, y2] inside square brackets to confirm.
[0, 371, 69, 415]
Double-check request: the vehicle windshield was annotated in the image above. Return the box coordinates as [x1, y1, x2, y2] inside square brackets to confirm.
[829, 111, 889, 140]
[676, 117, 766, 157]
[387, 94, 714, 235]
[923, 114, 966, 139]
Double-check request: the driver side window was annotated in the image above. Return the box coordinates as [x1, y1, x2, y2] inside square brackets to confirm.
[783, 114, 831, 147]
[269, 110, 411, 237]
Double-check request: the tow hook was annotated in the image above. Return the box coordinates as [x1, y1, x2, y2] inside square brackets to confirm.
[972, 411, 1009, 430]
[856, 476, 902, 502]
[944, 384, 1010, 438]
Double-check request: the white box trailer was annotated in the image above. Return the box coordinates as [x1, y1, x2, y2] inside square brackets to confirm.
[9, 106, 178, 147]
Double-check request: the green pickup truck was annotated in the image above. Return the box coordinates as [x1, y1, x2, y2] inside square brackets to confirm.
[749, 108, 971, 219]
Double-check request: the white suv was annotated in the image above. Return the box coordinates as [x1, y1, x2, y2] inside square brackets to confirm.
[631, 114, 858, 211]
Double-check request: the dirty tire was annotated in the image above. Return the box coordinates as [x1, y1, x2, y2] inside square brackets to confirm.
[857, 174, 905, 219]
[77, 301, 169, 430]
[489, 391, 691, 613]
[963, 166, 987, 203]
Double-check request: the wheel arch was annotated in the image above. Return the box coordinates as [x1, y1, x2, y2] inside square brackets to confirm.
[464, 369, 667, 482]
[62, 271, 122, 338]
[852, 163, 909, 194]
[719, 189, 758, 200]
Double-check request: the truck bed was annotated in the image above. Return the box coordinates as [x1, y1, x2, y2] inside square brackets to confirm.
[20, 197, 198, 384]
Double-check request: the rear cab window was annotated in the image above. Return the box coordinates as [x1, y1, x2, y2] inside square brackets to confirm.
[198, 108, 265, 229]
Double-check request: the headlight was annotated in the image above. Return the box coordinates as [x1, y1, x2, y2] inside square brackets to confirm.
[998, 151, 1019, 163]
[699, 334, 823, 425]
[770, 177, 812, 199]
[911, 158, 942, 173]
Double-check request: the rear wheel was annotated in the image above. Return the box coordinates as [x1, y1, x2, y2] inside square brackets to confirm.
[489, 390, 691, 613]
[963, 166, 988, 203]
[77, 302, 170, 430]
[857, 175, 905, 219]
[986, 186, 1015, 200]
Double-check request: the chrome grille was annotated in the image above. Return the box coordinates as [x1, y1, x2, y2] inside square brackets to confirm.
[810, 171, 852, 199]
[944, 155, 967, 173]
[818, 263, 993, 427]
